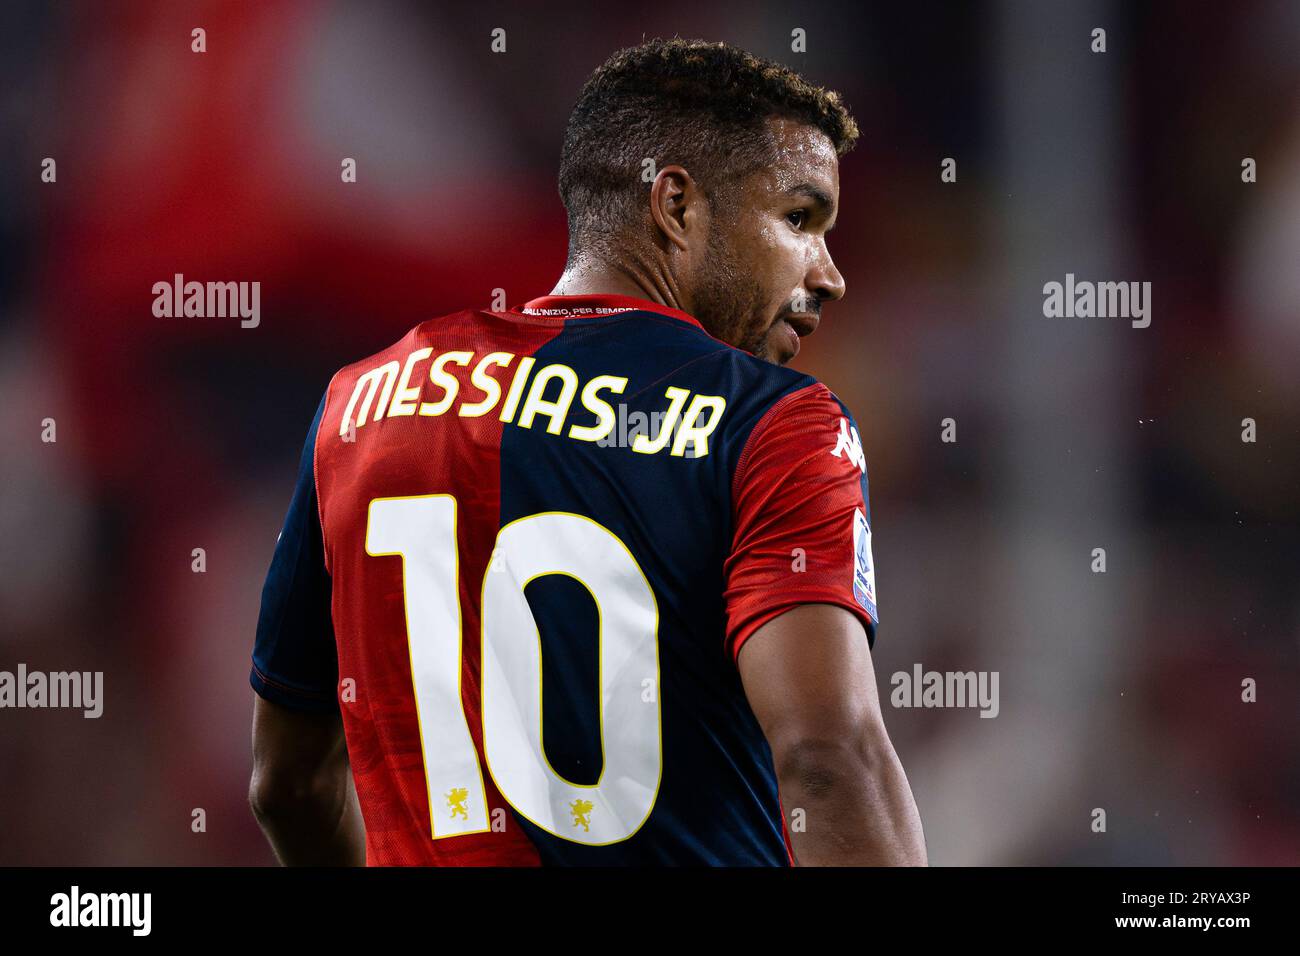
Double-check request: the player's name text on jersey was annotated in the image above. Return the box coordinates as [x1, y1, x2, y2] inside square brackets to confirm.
[338, 349, 728, 458]
[0, 664, 103, 718]
[593, 402, 714, 455]
[151, 273, 261, 328]
[890, 664, 999, 718]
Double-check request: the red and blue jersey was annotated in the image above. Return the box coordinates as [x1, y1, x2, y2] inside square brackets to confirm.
[251, 292, 878, 865]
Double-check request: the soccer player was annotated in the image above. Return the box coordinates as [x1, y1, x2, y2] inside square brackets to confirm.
[249, 38, 927, 866]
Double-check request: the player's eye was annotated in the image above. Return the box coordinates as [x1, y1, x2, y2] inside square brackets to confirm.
[786, 209, 808, 230]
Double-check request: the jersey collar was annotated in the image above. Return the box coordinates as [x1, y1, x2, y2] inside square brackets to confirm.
[510, 293, 704, 331]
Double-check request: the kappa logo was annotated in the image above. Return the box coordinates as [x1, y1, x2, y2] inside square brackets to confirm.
[831, 417, 866, 473]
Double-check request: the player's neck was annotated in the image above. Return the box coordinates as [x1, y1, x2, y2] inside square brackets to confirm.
[549, 259, 686, 313]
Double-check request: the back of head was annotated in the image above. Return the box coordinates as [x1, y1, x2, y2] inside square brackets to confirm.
[558, 38, 860, 260]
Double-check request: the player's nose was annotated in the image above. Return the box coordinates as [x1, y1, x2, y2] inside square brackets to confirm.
[807, 245, 846, 303]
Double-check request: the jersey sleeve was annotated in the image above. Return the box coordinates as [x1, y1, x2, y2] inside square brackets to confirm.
[723, 382, 879, 664]
[249, 392, 340, 713]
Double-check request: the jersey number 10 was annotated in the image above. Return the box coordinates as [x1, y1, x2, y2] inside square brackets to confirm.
[365, 495, 663, 847]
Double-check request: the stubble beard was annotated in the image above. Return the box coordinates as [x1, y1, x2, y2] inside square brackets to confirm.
[690, 228, 777, 363]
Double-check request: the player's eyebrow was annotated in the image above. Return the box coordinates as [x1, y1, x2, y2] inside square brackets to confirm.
[786, 182, 837, 230]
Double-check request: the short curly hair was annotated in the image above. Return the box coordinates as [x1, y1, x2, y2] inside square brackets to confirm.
[558, 37, 859, 259]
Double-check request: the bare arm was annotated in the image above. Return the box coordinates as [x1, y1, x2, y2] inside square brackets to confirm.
[738, 603, 927, 866]
[249, 695, 366, 866]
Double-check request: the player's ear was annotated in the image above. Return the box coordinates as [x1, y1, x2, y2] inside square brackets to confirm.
[649, 165, 700, 253]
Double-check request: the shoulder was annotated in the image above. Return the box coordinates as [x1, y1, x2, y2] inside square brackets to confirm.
[329, 314, 468, 384]
[734, 373, 865, 477]
[319, 312, 480, 428]
[670, 336, 828, 431]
